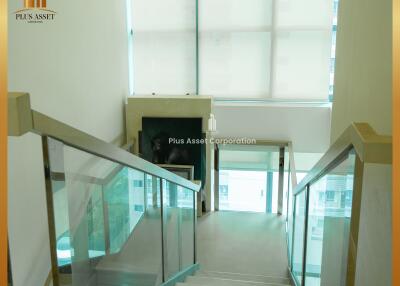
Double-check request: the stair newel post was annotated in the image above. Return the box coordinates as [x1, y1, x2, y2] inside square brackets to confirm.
[301, 185, 311, 286]
[193, 187, 197, 265]
[41, 136, 61, 286]
[160, 178, 166, 283]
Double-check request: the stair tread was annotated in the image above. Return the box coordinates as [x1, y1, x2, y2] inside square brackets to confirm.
[195, 270, 291, 284]
[185, 275, 291, 286]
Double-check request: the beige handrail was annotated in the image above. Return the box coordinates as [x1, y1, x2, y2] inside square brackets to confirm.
[8, 92, 201, 192]
[287, 123, 391, 286]
[293, 122, 391, 195]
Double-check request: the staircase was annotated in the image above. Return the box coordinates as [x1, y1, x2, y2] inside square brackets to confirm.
[177, 270, 292, 286]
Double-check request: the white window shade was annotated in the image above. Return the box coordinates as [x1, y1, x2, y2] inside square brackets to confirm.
[198, 0, 334, 100]
[131, 0, 196, 95]
[199, 32, 271, 98]
[199, 0, 273, 31]
[129, 0, 335, 101]
[132, 0, 195, 32]
[272, 31, 332, 99]
[272, 0, 334, 100]
[133, 32, 196, 95]
[275, 0, 334, 29]
[199, 0, 273, 98]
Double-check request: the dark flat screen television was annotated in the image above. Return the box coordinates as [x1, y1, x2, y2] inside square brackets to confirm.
[139, 117, 205, 183]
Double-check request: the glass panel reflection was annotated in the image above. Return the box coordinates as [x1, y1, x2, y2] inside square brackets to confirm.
[305, 151, 356, 286]
[46, 137, 163, 286]
[292, 190, 306, 284]
[286, 165, 294, 268]
[178, 186, 194, 269]
[163, 181, 181, 279]
[163, 181, 195, 280]
[103, 167, 145, 253]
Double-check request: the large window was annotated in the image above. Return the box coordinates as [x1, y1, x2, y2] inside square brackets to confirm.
[131, 0, 197, 95]
[199, 0, 273, 99]
[329, 0, 339, 100]
[219, 170, 269, 213]
[128, 0, 337, 101]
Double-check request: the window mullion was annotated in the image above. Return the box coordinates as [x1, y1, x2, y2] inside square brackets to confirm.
[269, 0, 277, 100]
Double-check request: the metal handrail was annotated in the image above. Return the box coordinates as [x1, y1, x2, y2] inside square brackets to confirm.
[8, 92, 200, 192]
[293, 122, 391, 196]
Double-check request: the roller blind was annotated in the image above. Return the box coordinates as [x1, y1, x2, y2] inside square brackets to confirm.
[199, 0, 273, 99]
[131, 0, 197, 95]
[130, 0, 335, 100]
[272, 0, 334, 100]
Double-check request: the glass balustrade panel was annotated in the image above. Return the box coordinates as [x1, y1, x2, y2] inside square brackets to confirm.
[305, 151, 356, 286]
[45, 137, 166, 286]
[178, 186, 195, 270]
[292, 190, 307, 285]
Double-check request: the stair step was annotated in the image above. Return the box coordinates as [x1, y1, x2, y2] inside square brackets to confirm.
[176, 284, 197, 286]
[195, 270, 291, 285]
[184, 276, 291, 286]
[95, 269, 157, 286]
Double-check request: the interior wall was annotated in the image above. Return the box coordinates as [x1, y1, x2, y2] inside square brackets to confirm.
[8, 134, 50, 286]
[330, 1, 392, 283]
[330, 0, 392, 141]
[213, 103, 332, 153]
[355, 163, 392, 286]
[7, 0, 130, 284]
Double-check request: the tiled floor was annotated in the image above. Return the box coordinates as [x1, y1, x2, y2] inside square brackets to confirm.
[94, 210, 290, 285]
[197, 211, 289, 278]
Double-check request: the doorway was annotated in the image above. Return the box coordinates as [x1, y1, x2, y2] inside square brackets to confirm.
[215, 144, 288, 214]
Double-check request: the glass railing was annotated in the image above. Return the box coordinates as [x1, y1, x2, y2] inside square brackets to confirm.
[163, 182, 195, 280]
[287, 149, 356, 286]
[8, 92, 201, 286]
[292, 189, 307, 284]
[285, 168, 294, 269]
[43, 136, 198, 286]
[8, 93, 392, 286]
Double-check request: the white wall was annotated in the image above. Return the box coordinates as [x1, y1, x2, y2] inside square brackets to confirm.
[8, 0, 129, 284]
[213, 103, 332, 153]
[8, 134, 51, 286]
[355, 163, 392, 286]
[329, 2, 392, 281]
[330, 0, 392, 141]
[320, 217, 350, 286]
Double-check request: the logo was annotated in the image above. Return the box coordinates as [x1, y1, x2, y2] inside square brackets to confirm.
[15, 0, 56, 23]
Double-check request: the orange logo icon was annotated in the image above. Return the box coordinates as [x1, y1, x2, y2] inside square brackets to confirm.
[15, 0, 56, 23]
[24, 0, 47, 9]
